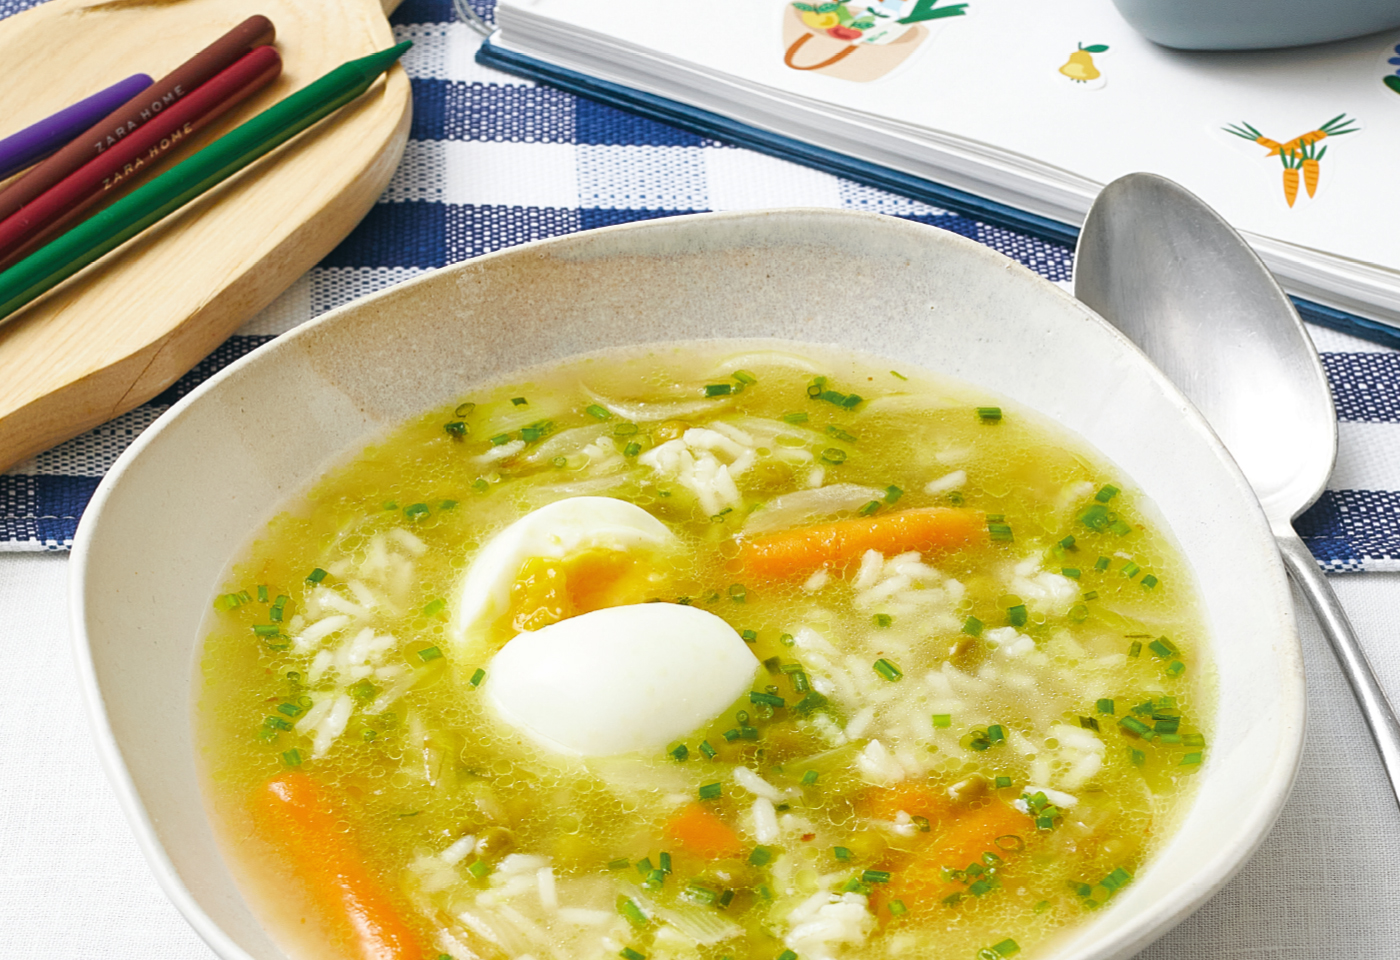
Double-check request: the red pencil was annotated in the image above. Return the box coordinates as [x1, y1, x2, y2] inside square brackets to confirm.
[0, 15, 276, 225]
[0, 45, 282, 272]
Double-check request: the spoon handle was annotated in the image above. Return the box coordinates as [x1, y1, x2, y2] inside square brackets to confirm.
[1276, 529, 1400, 811]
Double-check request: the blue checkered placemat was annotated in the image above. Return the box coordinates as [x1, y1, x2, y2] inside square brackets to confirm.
[0, 0, 1395, 572]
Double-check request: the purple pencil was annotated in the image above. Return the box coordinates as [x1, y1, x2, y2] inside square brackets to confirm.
[0, 74, 152, 181]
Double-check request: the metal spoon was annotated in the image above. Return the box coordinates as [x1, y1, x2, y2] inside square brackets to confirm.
[1074, 172, 1400, 811]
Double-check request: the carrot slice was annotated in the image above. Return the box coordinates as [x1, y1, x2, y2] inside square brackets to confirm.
[858, 780, 955, 827]
[737, 507, 982, 582]
[257, 772, 426, 960]
[872, 799, 1031, 920]
[665, 802, 745, 860]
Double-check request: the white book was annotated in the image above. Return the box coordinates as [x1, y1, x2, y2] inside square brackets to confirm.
[485, 0, 1400, 335]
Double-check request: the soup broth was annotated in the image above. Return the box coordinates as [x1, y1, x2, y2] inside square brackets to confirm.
[198, 342, 1212, 960]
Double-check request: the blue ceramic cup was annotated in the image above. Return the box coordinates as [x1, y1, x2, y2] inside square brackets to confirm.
[1111, 0, 1400, 49]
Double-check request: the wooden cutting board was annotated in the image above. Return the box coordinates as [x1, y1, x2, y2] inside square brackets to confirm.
[0, 0, 411, 473]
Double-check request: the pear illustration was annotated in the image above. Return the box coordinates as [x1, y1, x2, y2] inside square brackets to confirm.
[1060, 43, 1108, 83]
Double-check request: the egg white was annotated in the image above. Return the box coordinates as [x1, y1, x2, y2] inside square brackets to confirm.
[483, 603, 759, 756]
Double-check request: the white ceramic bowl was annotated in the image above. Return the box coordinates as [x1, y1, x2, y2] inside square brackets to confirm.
[71, 209, 1304, 960]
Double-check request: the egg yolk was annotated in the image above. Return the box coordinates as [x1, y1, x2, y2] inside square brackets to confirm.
[507, 549, 659, 635]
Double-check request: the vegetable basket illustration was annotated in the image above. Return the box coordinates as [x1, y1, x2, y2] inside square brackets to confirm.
[782, 0, 967, 82]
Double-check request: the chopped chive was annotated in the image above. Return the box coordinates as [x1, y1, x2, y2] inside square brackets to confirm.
[873, 613, 893, 628]
[820, 448, 847, 464]
[1167, 660, 1186, 678]
[1181, 752, 1203, 766]
[995, 775, 1013, 788]
[742, 629, 759, 643]
[1119, 716, 1151, 737]
[833, 846, 853, 861]
[252, 624, 280, 637]
[349, 679, 378, 702]
[1079, 504, 1111, 531]
[467, 859, 492, 879]
[1082, 590, 1099, 601]
[778, 952, 798, 960]
[586, 404, 613, 420]
[1149, 637, 1180, 658]
[801, 769, 819, 785]
[861, 870, 891, 884]
[733, 370, 757, 385]
[521, 420, 554, 443]
[1183, 733, 1206, 747]
[729, 584, 747, 603]
[1068, 603, 1089, 621]
[276, 703, 302, 718]
[659, 852, 672, 873]
[511, 397, 528, 406]
[489, 433, 512, 446]
[682, 882, 720, 905]
[1007, 604, 1028, 626]
[618, 898, 648, 927]
[780, 633, 795, 646]
[417, 646, 443, 663]
[623, 442, 641, 457]
[1128, 640, 1142, 658]
[750, 691, 786, 707]
[932, 713, 951, 728]
[1097, 698, 1115, 714]
[1154, 717, 1180, 734]
[1079, 716, 1100, 731]
[306, 568, 328, 583]
[699, 740, 717, 759]
[609, 857, 630, 870]
[472, 478, 489, 492]
[873, 658, 903, 681]
[669, 743, 689, 761]
[988, 521, 1014, 541]
[1110, 519, 1133, 536]
[888, 898, 908, 915]
[827, 425, 859, 443]
[1121, 562, 1140, 578]
[469, 668, 485, 687]
[987, 724, 1006, 743]
[263, 715, 292, 731]
[1095, 485, 1120, 503]
[793, 691, 830, 715]
[382, 501, 397, 511]
[737, 726, 759, 740]
[1094, 555, 1110, 571]
[976, 407, 1002, 422]
[749, 846, 774, 866]
[963, 616, 984, 637]
[1141, 574, 1160, 589]
[635, 857, 654, 876]
[990, 939, 1021, 957]
[444, 420, 467, 439]
[890, 370, 907, 380]
[718, 889, 735, 908]
[782, 411, 809, 424]
[620, 948, 646, 960]
[281, 748, 303, 766]
[454, 402, 476, 417]
[1130, 748, 1146, 766]
[422, 598, 446, 617]
[256, 585, 269, 603]
[1062, 567, 1081, 579]
[1059, 534, 1077, 549]
[858, 500, 881, 517]
[698, 782, 722, 800]
[405, 502, 430, 521]
[705, 384, 733, 397]
[614, 421, 639, 437]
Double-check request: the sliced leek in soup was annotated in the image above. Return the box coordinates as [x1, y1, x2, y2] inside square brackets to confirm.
[197, 341, 1212, 960]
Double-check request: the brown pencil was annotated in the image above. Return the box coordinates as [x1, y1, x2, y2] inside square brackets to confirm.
[0, 14, 275, 224]
[0, 45, 283, 271]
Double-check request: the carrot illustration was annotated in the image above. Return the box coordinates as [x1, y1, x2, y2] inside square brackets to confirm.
[257, 772, 427, 960]
[1224, 113, 1358, 156]
[1280, 150, 1301, 207]
[1300, 142, 1326, 198]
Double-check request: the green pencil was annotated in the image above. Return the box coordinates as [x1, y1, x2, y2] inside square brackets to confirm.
[0, 41, 412, 325]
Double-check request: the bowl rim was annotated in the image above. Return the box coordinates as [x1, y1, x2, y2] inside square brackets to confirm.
[69, 207, 1306, 960]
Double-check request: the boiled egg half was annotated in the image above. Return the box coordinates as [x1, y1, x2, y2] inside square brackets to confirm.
[450, 496, 759, 756]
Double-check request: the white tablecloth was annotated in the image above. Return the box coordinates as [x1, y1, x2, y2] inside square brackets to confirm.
[2, 547, 1399, 958]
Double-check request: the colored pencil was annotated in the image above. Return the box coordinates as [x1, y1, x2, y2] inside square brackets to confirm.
[0, 74, 153, 181]
[0, 42, 412, 326]
[0, 46, 283, 272]
[0, 15, 276, 224]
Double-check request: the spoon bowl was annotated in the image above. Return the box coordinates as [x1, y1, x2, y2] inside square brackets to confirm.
[1076, 172, 1400, 813]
